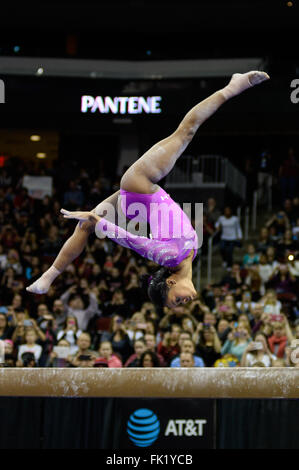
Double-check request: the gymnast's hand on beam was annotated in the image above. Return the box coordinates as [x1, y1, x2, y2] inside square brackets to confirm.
[60, 208, 101, 224]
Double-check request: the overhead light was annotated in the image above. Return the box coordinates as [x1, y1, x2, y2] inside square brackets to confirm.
[36, 152, 47, 159]
[287, 1, 293, 6]
[30, 135, 41, 142]
[13, 46, 20, 53]
[36, 67, 44, 76]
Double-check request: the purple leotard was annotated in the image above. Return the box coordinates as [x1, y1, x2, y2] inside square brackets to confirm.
[95, 187, 198, 268]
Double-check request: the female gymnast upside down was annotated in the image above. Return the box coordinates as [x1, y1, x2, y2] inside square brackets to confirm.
[27, 71, 270, 307]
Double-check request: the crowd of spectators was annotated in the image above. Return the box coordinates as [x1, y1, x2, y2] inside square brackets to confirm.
[0, 155, 299, 370]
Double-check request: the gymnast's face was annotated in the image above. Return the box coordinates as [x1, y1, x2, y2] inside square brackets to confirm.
[165, 278, 197, 308]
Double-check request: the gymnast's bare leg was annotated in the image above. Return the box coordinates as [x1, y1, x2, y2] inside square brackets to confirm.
[26, 191, 120, 294]
[26, 71, 269, 294]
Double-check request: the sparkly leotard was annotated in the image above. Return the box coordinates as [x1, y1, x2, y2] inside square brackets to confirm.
[95, 187, 198, 268]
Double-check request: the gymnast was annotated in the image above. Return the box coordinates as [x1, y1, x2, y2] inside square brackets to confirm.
[27, 71, 269, 307]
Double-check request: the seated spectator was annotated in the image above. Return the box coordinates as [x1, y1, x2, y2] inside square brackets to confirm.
[102, 289, 129, 318]
[125, 312, 147, 342]
[17, 328, 43, 366]
[242, 243, 260, 268]
[3, 339, 15, 367]
[171, 339, 204, 367]
[52, 299, 67, 329]
[144, 333, 166, 366]
[214, 294, 239, 323]
[217, 319, 230, 344]
[0, 312, 14, 340]
[63, 180, 84, 210]
[257, 253, 273, 294]
[241, 332, 274, 367]
[267, 264, 297, 302]
[268, 322, 288, 359]
[57, 316, 82, 355]
[69, 332, 98, 368]
[60, 284, 99, 331]
[157, 324, 181, 365]
[236, 290, 256, 317]
[124, 338, 147, 367]
[95, 341, 122, 368]
[266, 211, 290, 238]
[221, 323, 252, 362]
[139, 350, 161, 367]
[219, 263, 243, 294]
[292, 217, 299, 240]
[101, 314, 133, 364]
[19, 351, 36, 368]
[181, 314, 198, 336]
[276, 229, 298, 261]
[257, 227, 271, 254]
[245, 265, 262, 301]
[180, 352, 195, 368]
[193, 323, 221, 367]
[47, 339, 71, 368]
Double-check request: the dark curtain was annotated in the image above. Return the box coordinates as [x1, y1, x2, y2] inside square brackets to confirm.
[41, 397, 117, 449]
[217, 399, 299, 449]
[0, 397, 42, 448]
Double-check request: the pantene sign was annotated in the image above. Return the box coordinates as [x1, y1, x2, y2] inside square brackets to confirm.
[81, 95, 162, 114]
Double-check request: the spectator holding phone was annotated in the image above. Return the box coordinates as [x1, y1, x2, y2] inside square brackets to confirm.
[95, 341, 122, 368]
[56, 316, 82, 355]
[241, 332, 274, 367]
[70, 332, 97, 367]
[125, 311, 147, 343]
[221, 323, 252, 362]
[60, 284, 99, 331]
[236, 290, 256, 317]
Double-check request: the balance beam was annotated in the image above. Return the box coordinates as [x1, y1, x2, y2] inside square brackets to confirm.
[0, 368, 298, 398]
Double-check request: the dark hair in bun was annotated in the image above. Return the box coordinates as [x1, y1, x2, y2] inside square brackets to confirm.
[140, 267, 172, 309]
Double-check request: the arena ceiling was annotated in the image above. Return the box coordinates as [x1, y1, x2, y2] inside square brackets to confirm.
[0, 0, 297, 62]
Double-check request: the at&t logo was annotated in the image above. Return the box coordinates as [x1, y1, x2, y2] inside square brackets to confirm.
[127, 408, 160, 447]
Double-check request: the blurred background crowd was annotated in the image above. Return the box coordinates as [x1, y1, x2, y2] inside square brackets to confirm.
[1, 151, 299, 370]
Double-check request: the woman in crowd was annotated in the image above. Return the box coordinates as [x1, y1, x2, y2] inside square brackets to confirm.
[240, 332, 274, 367]
[101, 314, 133, 363]
[221, 323, 252, 362]
[17, 328, 43, 366]
[139, 350, 161, 368]
[193, 323, 222, 367]
[95, 340, 122, 368]
[124, 338, 147, 367]
[56, 315, 82, 355]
